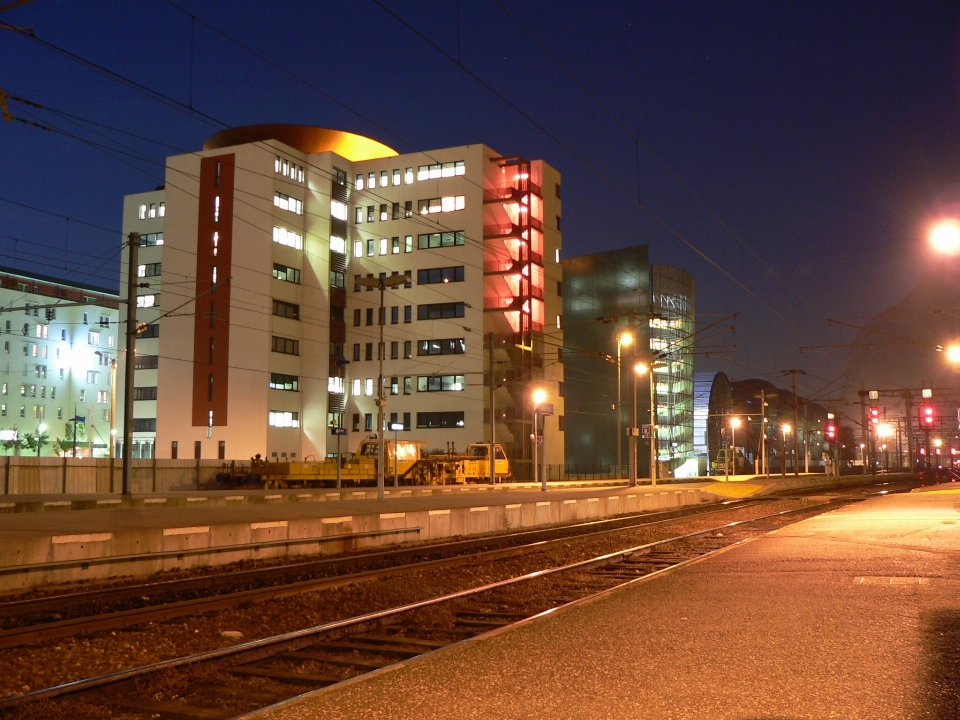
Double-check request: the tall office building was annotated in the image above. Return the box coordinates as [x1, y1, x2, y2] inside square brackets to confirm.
[0, 268, 119, 456]
[118, 125, 563, 476]
[561, 246, 694, 477]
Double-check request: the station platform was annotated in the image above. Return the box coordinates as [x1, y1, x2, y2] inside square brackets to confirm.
[0, 473, 876, 593]
[252, 483, 960, 719]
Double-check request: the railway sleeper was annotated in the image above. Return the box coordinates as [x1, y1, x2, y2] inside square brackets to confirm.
[227, 666, 341, 686]
[350, 633, 449, 649]
[454, 609, 529, 620]
[193, 683, 288, 705]
[312, 641, 423, 658]
[113, 697, 234, 720]
[280, 651, 392, 670]
[453, 618, 512, 628]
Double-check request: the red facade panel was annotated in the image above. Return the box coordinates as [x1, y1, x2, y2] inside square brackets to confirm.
[191, 154, 234, 426]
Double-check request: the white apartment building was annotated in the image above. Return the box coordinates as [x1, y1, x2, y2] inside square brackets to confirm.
[118, 125, 563, 478]
[0, 268, 119, 456]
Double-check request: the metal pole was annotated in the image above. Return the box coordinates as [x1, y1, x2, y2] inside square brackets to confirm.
[616, 337, 622, 479]
[541, 414, 547, 490]
[731, 423, 736, 476]
[489, 332, 496, 485]
[393, 425, 399, 487]
[761, 389, 768, 478]
[724, 424, 729, 481]
[377, 283, 385, 500]
[122, 232, 139, 495]
[336, 429, 341, 489]
[649, 362, 657, 486]
[903, 391, 914, 472]
[803, 402, 809, 473]
[791, 372, 799, 477]
[534, 411, 541, 490]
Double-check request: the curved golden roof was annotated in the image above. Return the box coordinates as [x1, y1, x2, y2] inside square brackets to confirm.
[204, 124, 397, 161]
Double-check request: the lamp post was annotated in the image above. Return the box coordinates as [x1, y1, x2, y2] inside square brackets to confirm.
[633, 361, 656, 485]
[389, 421, 404, 486]
[35, 423, 47, 456]
[781, 423, 791, 477]
[355, 274, 407, 500]
[533, 388, 547, 491]
[730, 417, 741, 477]
[616, 332, 632, 478]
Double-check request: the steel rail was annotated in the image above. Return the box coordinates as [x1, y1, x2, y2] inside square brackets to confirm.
[0, 499, 845, 710]
[0, 499, 767, 649]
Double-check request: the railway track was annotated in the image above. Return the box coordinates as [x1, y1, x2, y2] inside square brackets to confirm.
[0, 498, 768, 649]
[0, 497, 866, 718]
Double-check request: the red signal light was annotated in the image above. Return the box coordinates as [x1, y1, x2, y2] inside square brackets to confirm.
[870, 407, 879, 424]
[826, 423, 836, 439]
[923, 407, 935, 425]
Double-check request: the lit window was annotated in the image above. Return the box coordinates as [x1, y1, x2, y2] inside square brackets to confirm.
[354, 240, 363, 258]
[557, 315, 562, 329]
[405, 235, 413, 253]
[365, 378, 373, 396]
[356, 207, 364, 224]
[328, 376, 344, 394]
[380, 238, 388, 255]
[149, 203, 157, 219]
[392, 237, 400, 254]
[136, 295, 157, 308]
[36, 324, 48, 339]
[138, 204, 146, 220]
[158, 202, 165, 217]
[330, 236, 346, 254]
[275, 156, 281, 173]
[368, 172, 375, 188]
[86, 370, 99, 384]
[441, 196, 456, 213]
[268, 411, 300, 428]
[298, 166, 304, 182]
[380, 170, 388, 188]
[212, 267, 217, 284]
[272, 226, 303, 250]
[355, 174, 364, 191]
[331, 200, 348, 221]
[404, 167, 414, 184]
[393, 169, 401, 186]
[352, 378, 361, 395]
[556, 248, 560, 263]
[213, 232, 218, 257]
[214, 196, 220, 222]
[379, 204, 388, 221]
[273, 192, 303, 215]
[88, 331, 100, 345]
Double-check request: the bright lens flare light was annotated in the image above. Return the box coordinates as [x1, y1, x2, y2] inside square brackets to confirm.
[929, 219, 960, 256]
[634, 362, 649, 375]
[619, 333, 633, 347]
[532, 388, 548, 406]
[730, 417, 742, 429]
[946, 345, 960, 364]
[876, 423, 895, 439]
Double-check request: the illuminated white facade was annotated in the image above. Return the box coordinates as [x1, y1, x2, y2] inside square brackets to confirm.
[118, 126, 563, 477]
[0, 268, 119, 456]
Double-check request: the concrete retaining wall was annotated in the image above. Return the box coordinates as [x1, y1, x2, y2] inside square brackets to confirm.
[0, 487, 703, 593]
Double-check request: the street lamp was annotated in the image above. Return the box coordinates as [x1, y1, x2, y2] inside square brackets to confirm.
[532, 388, 548, 491]
[781, 423, 792, 477]
[616, 332, 633, 478]
[633, 361, 656, 485]
[36, 423, 47, 457]
[945, 345, 960, 364]
[355, 274, 408, 500]
[929, 219, 960, 256]
[730, 417, 742, 478]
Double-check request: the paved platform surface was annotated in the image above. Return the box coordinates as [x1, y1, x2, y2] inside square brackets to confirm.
[254, 484, 960, 719]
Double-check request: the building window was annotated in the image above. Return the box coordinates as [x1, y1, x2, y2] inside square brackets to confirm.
[391, 306, 399, 324]
[97, 390, 109, 403]
[352, 343, 361, 361]
[366, 308, 374, 326]
[403, 340, 412, 359]
[393, 169, 401, 185]
[34, 365, 46, 378]
[194, 440, 202, 459]
[272, 300, 300, 320]
[352, 379, 361, 396]
[390, 377, 399, 395]
[368, 172, 375, 188]
[159, 202, 165, 217]
[355, 174, 364, 191]
[352, 413, 360, 432]
[418, 375, 466, 392]
[390, 341, 398, 359]
[404, 167, 414, 184]
[330, 200, 348, 221]
[417, 411, 465, 429]
[404, 306, 412, 323]
[355, 206, 364, 224]
[268, 411, 300, 428]
[353, 309, 361, 326]
[403, 377, 412, 395]
[273, 263, 301, 284]
[418, 196, 465, 214]
[133, 386, 157, 401]
[365, 378, 373, 396]
[272, 226, 303, 249]
[392, 236, 400, 254]
[218, 440, 226, 460]
[365, 343, 373, 361]
[88, 331, 100, 346]
[274, 192, 303, 215]
[139, 232, 164, 247]
[136, 295, 157, 308]
[270, 373, 299, 391]
[417, 303, 466, 320]
[137, 262, 162, 278]
[366, 239, 375, 257]
[417, 231, 465, 249]
[133, 418, 157, 432]
[138, 204, 146, 220]
[417, 266, 465, 285]
[328, 376, 344, 394]
[330, 235, 346, 254]
[417, 338, 466, 356]
[134, 354, 159, 369]
[367, 206, 375, 223]
[380, 170, 388, 188]
[364, 413, 373, 432]
[86, 370, 99, 384]
[271, 336, 300, 355]
[354, 240, 363, 258]
[214, 196, 220, 222]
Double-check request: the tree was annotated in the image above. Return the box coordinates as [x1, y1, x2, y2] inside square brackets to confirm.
[54, 421, 79, 456]
[0, 428, 25, 456]
[23, 431, 50, 457]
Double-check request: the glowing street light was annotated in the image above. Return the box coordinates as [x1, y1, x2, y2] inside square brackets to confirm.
[781, 423, 792, 477]
[729, 417, 742, 478]
[946, 345, 960, 364]
[929, 219, 960, 256]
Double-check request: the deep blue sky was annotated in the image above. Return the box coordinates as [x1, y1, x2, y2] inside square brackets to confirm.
[1, 1, 959, 401]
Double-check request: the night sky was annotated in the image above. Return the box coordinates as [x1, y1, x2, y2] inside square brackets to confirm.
[1, 1, 959, 403]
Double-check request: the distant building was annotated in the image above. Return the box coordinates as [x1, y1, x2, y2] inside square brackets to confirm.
[693, 371, 733, 466]
[561, 245, 695, 477]
[118, 125, 563, 474]
[0, 267, 119, 456]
